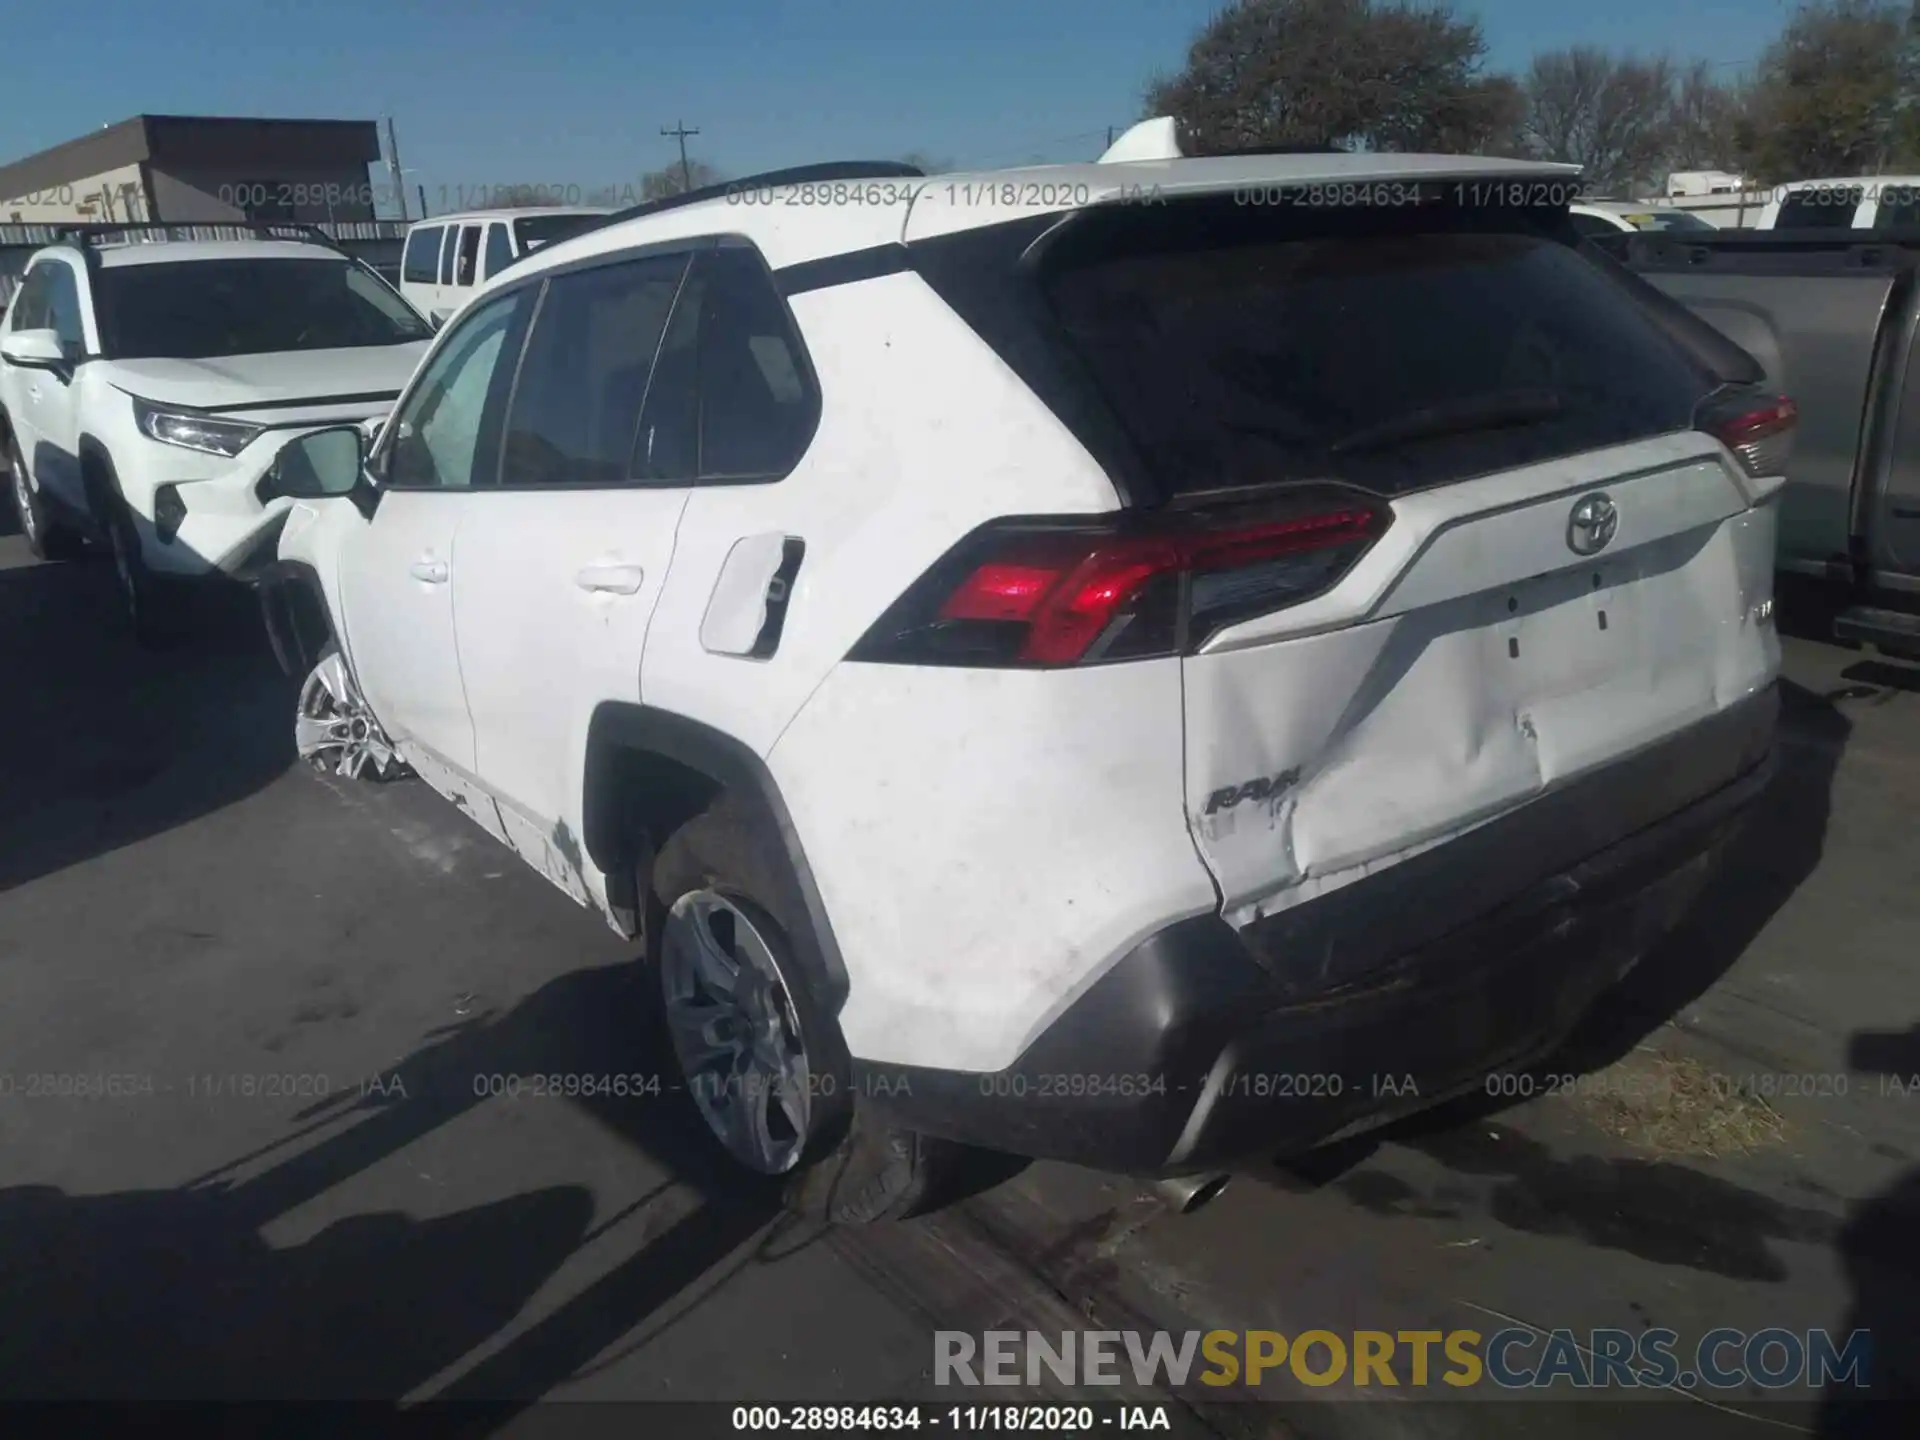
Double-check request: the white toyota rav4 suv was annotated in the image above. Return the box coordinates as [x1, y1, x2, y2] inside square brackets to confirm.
[251, 137, 1789, 1224]
[0, 225, 432, 638]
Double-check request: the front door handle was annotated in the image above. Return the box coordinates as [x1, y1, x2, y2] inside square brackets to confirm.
[576, 563, 644, 595]
[409, 558, 449, 584]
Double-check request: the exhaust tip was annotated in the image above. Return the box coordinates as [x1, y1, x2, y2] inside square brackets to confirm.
[1153, 1172, 1231, 1214]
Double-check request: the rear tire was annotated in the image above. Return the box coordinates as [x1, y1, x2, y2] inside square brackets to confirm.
[646, 793, 962, 1225]
[6, 434, 85, 561]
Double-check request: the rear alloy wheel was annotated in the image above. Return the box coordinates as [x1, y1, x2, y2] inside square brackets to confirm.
[660, 889, 815, 1175]
[296, 647, 409, 781]
[648, 796, 965, 1224]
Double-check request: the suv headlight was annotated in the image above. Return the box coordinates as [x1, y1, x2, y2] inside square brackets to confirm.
[132, 397, 264, 458]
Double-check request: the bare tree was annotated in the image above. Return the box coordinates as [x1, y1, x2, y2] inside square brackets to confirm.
[1667, 60, 1754, 173]
[1744, 0, 1920, 180]
[1144, 0, 1520, 154]
[1521, 48, 1677, 194]
[897, 151, 955, 174]
[638, 161, 723, 201]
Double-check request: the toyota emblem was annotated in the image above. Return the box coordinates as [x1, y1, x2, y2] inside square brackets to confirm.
[1567, 493, 1619, 556]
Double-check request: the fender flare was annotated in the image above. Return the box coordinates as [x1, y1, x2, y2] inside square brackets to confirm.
[581, 701, 851, 1012]
[255, 559, 332, 677]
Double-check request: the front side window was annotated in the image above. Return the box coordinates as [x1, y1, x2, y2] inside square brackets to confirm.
[499, 253, 689, 487]
[43, 264, 84, 350]
[381, 294, 525, 489]
[96, 259, 431, 360]
[438, 227, 458, 285]
[402, 226, 443, 284]
[8, 264, 54, 331]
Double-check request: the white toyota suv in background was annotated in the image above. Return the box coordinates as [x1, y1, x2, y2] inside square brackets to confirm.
[0, 225, 433, 639]
[252, 132, 1789, 1225]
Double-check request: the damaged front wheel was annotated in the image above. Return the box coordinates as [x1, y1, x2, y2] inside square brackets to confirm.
[295, 645, 410, 781]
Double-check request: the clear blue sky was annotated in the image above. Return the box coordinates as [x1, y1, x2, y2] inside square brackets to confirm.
[1, 0, 1794, 210]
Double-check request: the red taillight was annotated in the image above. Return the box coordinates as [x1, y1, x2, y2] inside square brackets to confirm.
[854, 498, 1388, 668]
[1701, 392, 1796, 479]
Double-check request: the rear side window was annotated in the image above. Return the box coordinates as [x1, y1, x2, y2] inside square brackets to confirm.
[1038, 199, 1716, 498]
[402, 226, 443, 284]
[483, 223, 512, 279]
[1776, 186, 1863, 229]
[456, 225, 482, 287]
[1874, 185, 1920, 229]
[631, 246, 822, 484]
[499, 253, 689, 487]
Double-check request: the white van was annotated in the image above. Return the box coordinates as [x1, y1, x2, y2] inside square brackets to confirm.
[1755, 177, 1920, 230]
[398, 207, 612, 325]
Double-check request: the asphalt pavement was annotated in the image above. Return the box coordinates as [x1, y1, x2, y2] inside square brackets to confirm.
[1, 523, 1915, 1438]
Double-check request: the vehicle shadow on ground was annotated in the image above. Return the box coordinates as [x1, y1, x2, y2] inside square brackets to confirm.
[0, 556, 297, 895]
[0, 959, 789, 1408]
[1259, 679, 1849, 1280]
[1821, 1024, 1920, 1430]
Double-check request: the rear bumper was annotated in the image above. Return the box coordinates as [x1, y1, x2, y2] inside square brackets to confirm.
[854, 686, 1777, 1175]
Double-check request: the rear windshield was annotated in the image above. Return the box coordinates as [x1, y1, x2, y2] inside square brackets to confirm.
[99, 258, 433, 360]
[513, 214, 604, 254]
[1039, 199, 1716, 498]
[1775, 187, 1863, 229]
[1624, 209, 1715, 232]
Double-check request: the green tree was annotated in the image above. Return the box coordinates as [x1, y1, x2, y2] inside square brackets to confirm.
[1144, 0, 1522, 154]
[1744, 0, 1920, 180]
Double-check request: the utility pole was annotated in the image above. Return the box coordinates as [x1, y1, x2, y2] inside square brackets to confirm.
[1107, 125, 1115, 148]
[662, 120, 700, 193]
[384, 116, 410, 222]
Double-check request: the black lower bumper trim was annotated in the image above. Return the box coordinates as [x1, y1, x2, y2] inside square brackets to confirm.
[854, 687, 1778, 1175]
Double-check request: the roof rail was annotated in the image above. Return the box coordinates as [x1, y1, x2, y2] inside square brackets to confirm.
[53, 220, 346, 253]
[589, 160, 926, 232]
[1200, 141, 1348, 157]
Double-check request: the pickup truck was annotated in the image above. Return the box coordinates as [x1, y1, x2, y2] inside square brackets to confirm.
[1608, 228, 1920, 654]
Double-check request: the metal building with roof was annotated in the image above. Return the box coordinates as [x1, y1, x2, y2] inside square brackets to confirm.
[0, 115, 384, 226]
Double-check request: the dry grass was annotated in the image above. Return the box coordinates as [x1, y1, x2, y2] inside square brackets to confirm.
[1575, 1049, 1788, 1158]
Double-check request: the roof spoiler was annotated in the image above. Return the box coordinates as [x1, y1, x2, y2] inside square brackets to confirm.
[1098, 117, 1182, 163]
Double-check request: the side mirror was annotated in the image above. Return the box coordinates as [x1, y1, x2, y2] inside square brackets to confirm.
[262, 425, 367, 502]
[1, 328, 67, 370]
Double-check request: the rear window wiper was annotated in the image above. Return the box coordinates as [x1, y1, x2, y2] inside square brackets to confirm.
[1328, 389, 1564, 455]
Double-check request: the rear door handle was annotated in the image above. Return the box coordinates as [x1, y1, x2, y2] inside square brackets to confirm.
[576, 563, 644, 595]
[409, 559, 449, 584]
